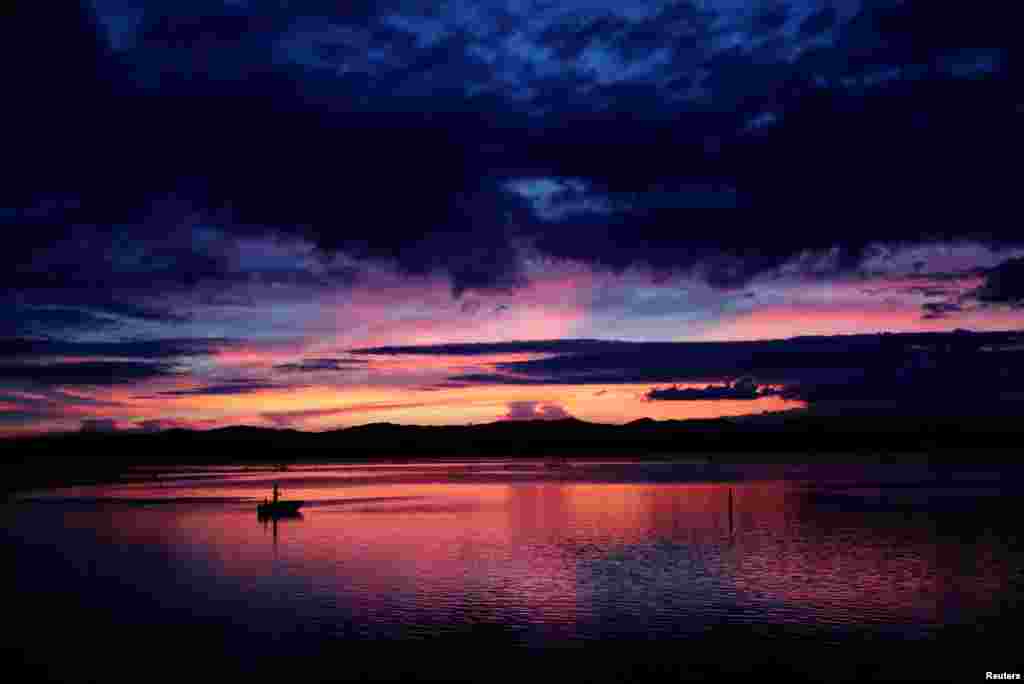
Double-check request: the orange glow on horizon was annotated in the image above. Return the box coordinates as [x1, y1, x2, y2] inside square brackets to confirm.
[34, 375, 800, 436]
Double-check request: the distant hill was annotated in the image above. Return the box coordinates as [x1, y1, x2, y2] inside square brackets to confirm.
[4, 410, 1023, 481]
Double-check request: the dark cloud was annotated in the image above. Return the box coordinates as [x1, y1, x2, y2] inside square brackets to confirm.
[435, 374, 552, 387]
[755, 330, 1024, 413]
[973, 257, 1024, 307]
[274, 358, 369, 372]
[1, 298, 192, 328]
[263, 407, 349, 427]
[136, 419, 188, 433]
[0, 387, 125, 426]
[0, 389, 123, 409]
[0, 337, 233, 361]
[5, 2, 531, 297]
[0, 410, 56, 426]
[799, 5, 837, 36]
[752, 3, 791, 33]
[0, 361, 180, 386]
[80, 418, 118, 433]
[921, 301, 965, 320]
[482, 342, 790, 384]
[136, 11, 272, 47]
[539, 13, 632, 62]
[6, 0, 1022, 309]
[262, 401, 434, 427]
[856, 268, 990, 319]
[459, 299, 482, 315]
[501, 401, 572, 421]
[374, 333, 1024, 413]
[0, 306, 121, 336]
[352, 340, 624, 356]
[154, 381, 286, 397]
[646, 377, 770, 401]
[906, 286, 960, 299]
[778, 349, 1024, 410]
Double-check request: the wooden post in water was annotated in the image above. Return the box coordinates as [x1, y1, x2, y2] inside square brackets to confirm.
[728, 486, 734, 540]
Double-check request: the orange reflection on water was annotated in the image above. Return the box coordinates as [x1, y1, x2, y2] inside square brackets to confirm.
[554, 482, 791, 545]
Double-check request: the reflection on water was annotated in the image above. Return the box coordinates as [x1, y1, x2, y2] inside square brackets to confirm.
[8, 460, 1024, 680]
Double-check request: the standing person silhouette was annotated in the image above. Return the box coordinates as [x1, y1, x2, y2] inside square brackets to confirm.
[273, 482, 280, 504]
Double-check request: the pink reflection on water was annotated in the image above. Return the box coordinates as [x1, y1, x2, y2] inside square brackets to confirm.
[50, 464, 1018, 635]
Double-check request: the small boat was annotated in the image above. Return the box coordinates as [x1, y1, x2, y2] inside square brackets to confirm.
[257, 500, 303, 517]
[257, 483, 304, 518]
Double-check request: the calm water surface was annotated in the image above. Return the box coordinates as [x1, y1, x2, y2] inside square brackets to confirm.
[8, 460, 1024, 681]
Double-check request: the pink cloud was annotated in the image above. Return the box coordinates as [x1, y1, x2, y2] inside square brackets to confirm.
[501, 401, 572, 421]
[262, 400, 442, 427]
[319, 267, 593, 349]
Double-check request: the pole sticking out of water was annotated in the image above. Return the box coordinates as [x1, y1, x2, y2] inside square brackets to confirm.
[728, 487, 734, 541]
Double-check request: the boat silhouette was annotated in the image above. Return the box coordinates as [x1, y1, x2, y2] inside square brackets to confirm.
[257, 482, 304, 519]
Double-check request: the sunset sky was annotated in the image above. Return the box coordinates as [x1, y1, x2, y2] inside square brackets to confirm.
[3, 1, 1022, 435]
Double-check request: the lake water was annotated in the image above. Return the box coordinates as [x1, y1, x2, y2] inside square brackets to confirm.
[7, 460, 1023, 682]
